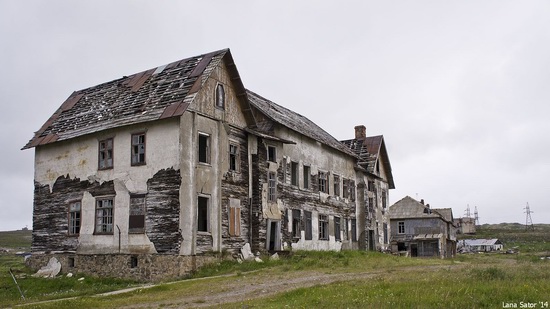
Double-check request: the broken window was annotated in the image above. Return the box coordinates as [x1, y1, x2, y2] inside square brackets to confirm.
[98, 138, 113, 169]
[382, 190, 387, 209]
[398, 221, 405, 234]
[131, 133, 146, 166]
[304, 211, 312, 240]
[215, 84, 225, 109]
[268, 172, 277, 202]
[318, 171, 328, 193]
[349, 180, 356, 201]
[229, 198, 241, 236]
[343, 178, 349, 199]
[292, 209, 301, 239]
[351, 218, 357, 242]
[68, 201, 81, 235]
[129, 194, 145, 233]
[383, 223, 388, 244]
[344, 218, 349, 240]
[333, 175, 340, 197]
[267, 145, 276, 162]
[291, 161, 298, 186]
[229, 143, 239, 172]
[95, 198, 114, 234]
[318, 214, 328, 240]
[198, 133, 210, 164]
[198, 196, 209, 232]
[334, 216, 341, 241]
[303, 165, 310, 189]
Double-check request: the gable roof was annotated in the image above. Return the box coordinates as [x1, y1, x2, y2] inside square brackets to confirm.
[341, 135, 395, 189]
[23, 49, 252, 150]
[246, 90, 359, 158]
[389, 196, 441, 219]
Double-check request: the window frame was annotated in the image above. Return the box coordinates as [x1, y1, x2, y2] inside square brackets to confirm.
[268, 171, 277, 202]
[292, 209, 301, 239]
[197, 195, 210, 232]
[303, 165, 310, 189]
[229, 142, 240, 172]
[334, 216, 341, 241]
[215, 83, 225, 109]
[318, 171, 328, 194]
[304, 211, 312, 240]
[129, 194, 146, 234]
[398, 221, 405, 234]
[267, 145, 276, 163]
[351, 218, 357, 242]
[98, 138, 114, 170]
[290, 161, 298, 186]
[333, 174, 340, 197]
[95, 197, 114, 235]
[198, 133, 211, 164]
[318, 214, 329, 240]
[131, 132, 146, 166]
[68, 200, 81, 236]
[228, 198, 241, 237]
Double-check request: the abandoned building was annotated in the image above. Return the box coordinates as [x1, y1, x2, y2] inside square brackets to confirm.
[22, 49, 395, 281]
[454, 217, 476, 234]
[458, 239, 503, 253]
[388, 196, 457, 258]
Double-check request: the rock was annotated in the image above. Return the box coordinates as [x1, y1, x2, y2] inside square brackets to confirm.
[270, 253, 279, 261]
[240, 243, 254, 261]
[66, 273, 73, 278]
[33, 257, 61, 278]
[254, 257, 263, 263]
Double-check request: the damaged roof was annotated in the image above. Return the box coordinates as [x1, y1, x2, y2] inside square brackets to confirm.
[23, 49, 237, 149]
[246, 90, 359, 158]
[341, 135, 395, 189]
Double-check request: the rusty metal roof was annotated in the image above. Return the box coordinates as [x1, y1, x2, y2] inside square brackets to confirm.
[23, 49, 231, 149]
[246, 90, 359, 159]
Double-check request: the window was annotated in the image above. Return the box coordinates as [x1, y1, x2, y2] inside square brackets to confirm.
[68, 257, 75, 268]
[268, 172, 277, 202]
[319, 214, 328, 240]
[398, 221, 405, 234]
[333, 175, 340, 197]
[383, 223, 388, 244]
[318, 171, 328, 193]
[98, 138, 113, 169]
[229, 198, 241, 236]
[267, 145, 276, 162]
[291, 161, 298, 186]
[198, 196, 209, 232]
[130, 256, 138, 268]
[198, 133, 210, 164]
[95, 198, 114, 234]
[349, 180, 356, 202]
[382, 190, 387, 209]
[215, 84, 225, 109]
[131, 133, 146, 166]
[229, 143, 239, 172]
[303, 166, 310, 189]
[344, 219, 349, 240]
[129, 194, 145, 233]
[343, 178, 349, 199]
[351, 218, 357, 242]
[304, 211, 312, 240]
[68, 201, 81, 235]
[334, 216, 341, 241]
[292, 209, 301, 239]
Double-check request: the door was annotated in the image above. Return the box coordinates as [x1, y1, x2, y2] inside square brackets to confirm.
[266, 220, 281, 251]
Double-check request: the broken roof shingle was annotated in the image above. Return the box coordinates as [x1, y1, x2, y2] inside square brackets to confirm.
[246, 90, 359, 159]
[23, 49, 229, 149]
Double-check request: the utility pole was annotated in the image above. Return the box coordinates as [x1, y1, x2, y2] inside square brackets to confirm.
[464, 204, 471, 218]
[524, 202, 534, 231]
[474, 206, 480, 226]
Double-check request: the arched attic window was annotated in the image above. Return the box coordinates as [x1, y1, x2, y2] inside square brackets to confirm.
[215, 84, 225, 109]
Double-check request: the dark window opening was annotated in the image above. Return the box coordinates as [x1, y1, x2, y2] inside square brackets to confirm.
[98, 138, 113, 169]
[130, 256, 138, 268]
[198, 134, 210, 163]
[68, 257, 75, 268]
[129, 195, 146, 233]
[292, 209, 301, 239]
[216, 84, 225, 109]
[303, 166, 310, 189]
[198, 196, 209, 232]
[291, 161, 298, 186]
[333, 175, 340, 197]
[334, 216, 341, 241]
[319, 214, 328, 240]
[305, 211, 312, 240]
[131, 133, 146, 166]
[398, 221, 405, 234]
[267, 146, 276, 162]
[351, 219, 357, 242]
[229, 143, 239, 171]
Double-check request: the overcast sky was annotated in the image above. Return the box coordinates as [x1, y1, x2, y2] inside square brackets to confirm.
[1, 1, 549, 231]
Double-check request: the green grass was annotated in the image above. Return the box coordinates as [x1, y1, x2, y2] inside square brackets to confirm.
[0, 229, 32, 250]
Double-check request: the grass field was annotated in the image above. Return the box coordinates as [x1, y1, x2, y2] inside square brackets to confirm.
[1, 225, 549, 308]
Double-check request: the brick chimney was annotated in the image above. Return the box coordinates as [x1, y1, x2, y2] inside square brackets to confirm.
[354, 125, 366, 140]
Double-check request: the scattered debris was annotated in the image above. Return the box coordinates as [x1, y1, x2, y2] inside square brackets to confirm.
[270, 253, 279, 261]
[66, 272, 73, 278]
[254, 257, 263, 263]
[33, 257, 61, 278]
[240, 243, 254, 261]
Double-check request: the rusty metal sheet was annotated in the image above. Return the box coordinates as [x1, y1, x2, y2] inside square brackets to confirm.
[173, 102, 189, 117]
[131, 69, 155, 92]
[123, 71, 146, 88]
[187, 77, 202, 94]
[60, 92, 84, 112]
[189, 51, 217, 78]
[40, 133, 59, 145]
[158, 102, 180, 119]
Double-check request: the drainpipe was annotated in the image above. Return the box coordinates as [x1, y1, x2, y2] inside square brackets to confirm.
[116, 225, 121, 253]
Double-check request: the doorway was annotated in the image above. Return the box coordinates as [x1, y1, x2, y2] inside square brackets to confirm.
[266, 220, 281, 251]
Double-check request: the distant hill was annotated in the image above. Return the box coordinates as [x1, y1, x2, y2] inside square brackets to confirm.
[459, 223, 550, 253]
[0, 229, 32, 250]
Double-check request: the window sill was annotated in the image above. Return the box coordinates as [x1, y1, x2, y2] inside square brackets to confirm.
[197, 231, 211, 236]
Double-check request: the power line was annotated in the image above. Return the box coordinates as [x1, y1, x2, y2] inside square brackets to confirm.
[524, 202, 534, 231]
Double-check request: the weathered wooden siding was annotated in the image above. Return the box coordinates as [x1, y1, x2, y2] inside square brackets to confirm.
[146, 168, 182, 254]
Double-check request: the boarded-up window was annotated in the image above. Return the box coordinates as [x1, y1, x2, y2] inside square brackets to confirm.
[98, 138, 113, 169]
[334, 216, 341, 241]
[229, 198, 241, 236]
[68, 201, 81, 235]
[131, 133, 146, 166]
[319, 214, 328, 240]
[129, 194, 146, 233]
[95, 198, 114, 234]
[304, 211, 312, 240]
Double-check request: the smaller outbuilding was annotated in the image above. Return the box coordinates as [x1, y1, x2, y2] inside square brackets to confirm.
[458, 239, 503, 252]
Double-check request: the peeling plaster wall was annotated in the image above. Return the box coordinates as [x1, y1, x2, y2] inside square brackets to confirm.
[33, 118, 181, 255]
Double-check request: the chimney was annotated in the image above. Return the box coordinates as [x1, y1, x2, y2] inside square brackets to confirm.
[354, 125, 366, 140]
[420, 199, 425, 205]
